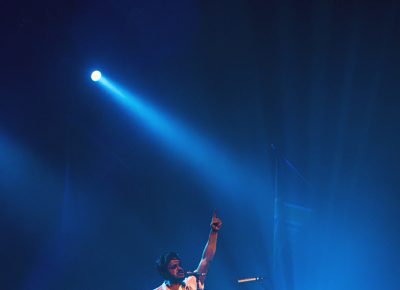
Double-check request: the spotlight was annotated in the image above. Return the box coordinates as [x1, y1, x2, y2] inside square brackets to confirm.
[91, 70, 102, 82]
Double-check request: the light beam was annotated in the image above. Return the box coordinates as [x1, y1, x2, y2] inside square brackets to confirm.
[94, 74, 269, 200]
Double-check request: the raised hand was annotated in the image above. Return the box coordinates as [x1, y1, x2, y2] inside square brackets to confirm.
[210, 211, 222, 232]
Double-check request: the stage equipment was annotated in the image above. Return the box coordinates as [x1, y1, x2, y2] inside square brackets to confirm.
[91, 70, 102, 82]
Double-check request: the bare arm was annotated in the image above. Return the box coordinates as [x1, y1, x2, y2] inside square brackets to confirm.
[196, 212, 222, 275]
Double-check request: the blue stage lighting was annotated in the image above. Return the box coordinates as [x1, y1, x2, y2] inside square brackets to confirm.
[94, 75, 268, 199]
[91, 70, 102, 82]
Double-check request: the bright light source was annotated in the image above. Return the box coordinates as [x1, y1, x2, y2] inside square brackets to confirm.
[91, 70, 102, 82]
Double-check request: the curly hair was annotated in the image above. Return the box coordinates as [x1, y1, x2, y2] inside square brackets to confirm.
[156, 251, 181, 279]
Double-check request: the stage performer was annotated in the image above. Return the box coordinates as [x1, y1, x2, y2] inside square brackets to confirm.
[154, 212, 222, 290]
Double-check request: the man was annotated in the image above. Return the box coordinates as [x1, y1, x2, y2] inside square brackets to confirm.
[154, 212, 222, 290]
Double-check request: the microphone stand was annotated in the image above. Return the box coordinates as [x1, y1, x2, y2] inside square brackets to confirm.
[237, 277, 269, 290]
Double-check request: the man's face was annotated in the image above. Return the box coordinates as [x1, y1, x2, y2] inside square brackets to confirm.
[166, 259, 185, 281]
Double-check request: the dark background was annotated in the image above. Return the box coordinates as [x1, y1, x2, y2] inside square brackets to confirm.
[1, 0, 399, 289]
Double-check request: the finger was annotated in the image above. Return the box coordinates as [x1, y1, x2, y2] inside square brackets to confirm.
[213, 211, 217, 219]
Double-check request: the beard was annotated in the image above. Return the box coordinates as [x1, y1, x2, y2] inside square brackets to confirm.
[166, 272, 185, 284]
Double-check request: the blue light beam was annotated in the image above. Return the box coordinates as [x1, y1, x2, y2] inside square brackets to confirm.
[96, 75, 268, 199]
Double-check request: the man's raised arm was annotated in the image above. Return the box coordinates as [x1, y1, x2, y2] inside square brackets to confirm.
[196, 212, 223, 275]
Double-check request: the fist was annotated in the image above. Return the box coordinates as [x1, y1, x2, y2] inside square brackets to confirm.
[210, 212, 222, 232]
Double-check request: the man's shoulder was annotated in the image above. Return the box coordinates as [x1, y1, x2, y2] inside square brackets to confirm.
[185, 276, 205, 289]
[185, 276, 196, 284]
[153, 277, 203, 290]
